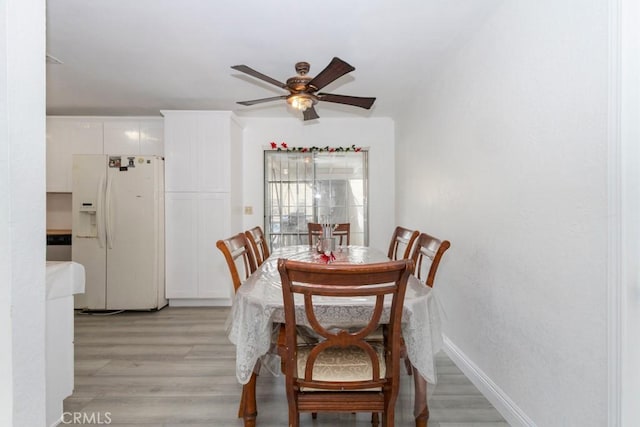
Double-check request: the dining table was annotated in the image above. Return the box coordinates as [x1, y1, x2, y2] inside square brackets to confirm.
[226, 245, 444, 427]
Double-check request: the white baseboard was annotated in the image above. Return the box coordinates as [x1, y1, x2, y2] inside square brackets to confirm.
[442, 335, 536, 427]
[168, 298, 231, 307]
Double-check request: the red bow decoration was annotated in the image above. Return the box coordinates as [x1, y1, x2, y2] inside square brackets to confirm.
[320, 252, 336, 263]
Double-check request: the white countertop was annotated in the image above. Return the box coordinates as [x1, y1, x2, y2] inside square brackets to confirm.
[46, 261, 85, 300]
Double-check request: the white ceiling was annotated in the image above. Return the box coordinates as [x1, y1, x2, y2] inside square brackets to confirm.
[46, 0, 500, 120]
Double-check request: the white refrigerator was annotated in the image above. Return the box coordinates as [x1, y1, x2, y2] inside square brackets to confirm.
[72, 155, 167, 310]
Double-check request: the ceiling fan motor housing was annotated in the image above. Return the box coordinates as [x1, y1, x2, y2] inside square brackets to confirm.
[287, 62, 313, 92]
[286, 75, 313, 92]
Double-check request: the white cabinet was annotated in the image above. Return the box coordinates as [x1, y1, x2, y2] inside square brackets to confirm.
[140, 120, 164, 156]
[45, 261, 85, 427]
[47, 117, 164, 192]
[162, 111, 243, 304]
[103, 118, 164, 156]
[165, 192, 231, 299]
[103, 120, 140, 155]
[46, 118, 103, 192]
[163, 111, 231, 193]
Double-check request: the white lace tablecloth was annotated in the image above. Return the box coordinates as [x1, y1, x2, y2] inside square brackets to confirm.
[226, 245, 443, 385]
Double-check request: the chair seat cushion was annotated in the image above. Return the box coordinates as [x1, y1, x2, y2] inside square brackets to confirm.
[296, 343, 385, 391]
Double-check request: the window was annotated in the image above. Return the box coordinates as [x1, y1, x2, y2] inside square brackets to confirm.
[264, 150, 368, 249]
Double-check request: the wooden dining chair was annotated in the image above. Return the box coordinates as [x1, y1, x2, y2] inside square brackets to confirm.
[410, 232, 451, 288]
[277, 258, 413, 427]
[332, 223, 351, 246]
[245, 226, 270, 266]
[387, 226, 419, 260]
[216, 232, 257, 293]
[307, 222, 351, 246]
[388, 232, 451, 377]
[216, 232, 258, 418]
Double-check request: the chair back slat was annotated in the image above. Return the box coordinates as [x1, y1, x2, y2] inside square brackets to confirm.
[410, 232, 451, 287]
[216, 233, 257, 292]
[307, 222, 351, 246]
[387, 226, 419, 260]
[245, 226, 270, 266]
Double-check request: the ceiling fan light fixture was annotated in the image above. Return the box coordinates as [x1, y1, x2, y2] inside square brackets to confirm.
[287, 94, 314, 112]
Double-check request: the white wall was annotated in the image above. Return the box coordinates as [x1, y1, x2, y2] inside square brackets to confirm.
[395, 1, 608, 425]
[619, 0, 640, 424]
[0, 0, 47, 425]
[240, 117, 395, 252]
[46, 193, 72, 230]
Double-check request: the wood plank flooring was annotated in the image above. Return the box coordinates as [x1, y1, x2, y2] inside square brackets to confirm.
[66, 307, 508, 426]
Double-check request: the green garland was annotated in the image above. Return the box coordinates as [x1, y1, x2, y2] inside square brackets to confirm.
[269, 142, 362, 152]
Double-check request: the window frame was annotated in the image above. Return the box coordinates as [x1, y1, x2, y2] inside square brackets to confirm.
[263, 149, 369, 250]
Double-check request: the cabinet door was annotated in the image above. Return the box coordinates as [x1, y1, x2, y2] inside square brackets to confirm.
[197, 193, 232, 299]
[46, 118, 103, 192]
[164, 114, 197, 192]
[103, 120, 140, 155]
[165, 192, 232, 300]
[163, 111, 231, 192]
[140, 119, 164, 156]
[165, 192, 199, 298]
[198, 118, 231, 192]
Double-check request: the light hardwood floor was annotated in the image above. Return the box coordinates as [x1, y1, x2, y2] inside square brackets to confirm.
[66, 307, 508, 426]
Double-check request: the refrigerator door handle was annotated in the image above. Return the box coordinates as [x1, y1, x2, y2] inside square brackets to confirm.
[96, 174, 106, 248]
[105, 172, 114, 249]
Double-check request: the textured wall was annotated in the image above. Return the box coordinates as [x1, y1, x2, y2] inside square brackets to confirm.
[394, 1, 608, 425]
[620, 0, 640, 423]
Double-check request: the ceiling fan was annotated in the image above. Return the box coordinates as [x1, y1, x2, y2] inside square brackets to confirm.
[231, 57, 376, 121]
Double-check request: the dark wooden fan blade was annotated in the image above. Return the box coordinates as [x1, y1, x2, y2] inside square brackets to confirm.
[231, 65, 287, 89]
[317, 93, 376, 110]
[237, 95, 288, 106]
[303, 105, 320, 121]
[307, 57, 355, 91]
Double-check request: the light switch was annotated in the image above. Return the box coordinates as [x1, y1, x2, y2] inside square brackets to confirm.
[244, 206, 253, 215]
